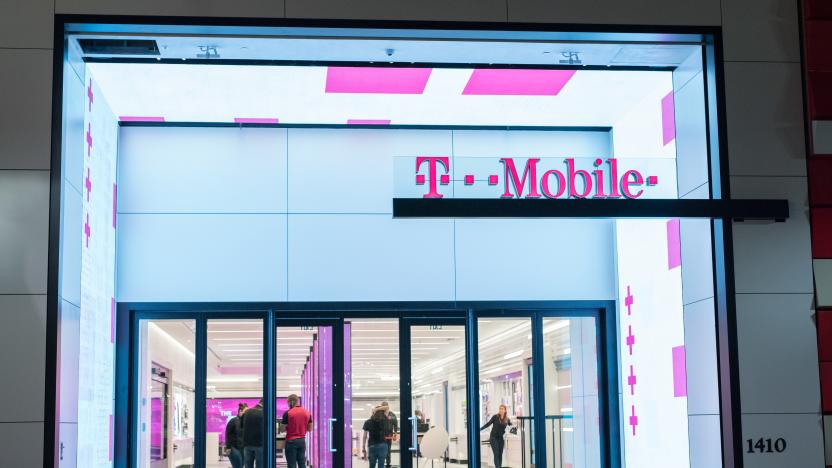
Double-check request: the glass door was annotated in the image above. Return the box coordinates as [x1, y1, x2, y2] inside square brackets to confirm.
[401, 319, 468, 468]
[275, 319, 344, 468]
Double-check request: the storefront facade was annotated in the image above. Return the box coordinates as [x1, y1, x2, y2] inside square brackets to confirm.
[0, 4, 822, 468]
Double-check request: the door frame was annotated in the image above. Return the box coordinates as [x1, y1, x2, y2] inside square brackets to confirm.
[274, 316, 345, 468]
[116, 301, 618, 468]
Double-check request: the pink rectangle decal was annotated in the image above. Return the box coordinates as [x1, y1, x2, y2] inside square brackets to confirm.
[109, 414, 114, 461]
[662, 91, 676, 145]
[463, 69, 576, 96]
[234, 117, 279, 124]
[347, 119, 391, 125]
[667, 218, 681, 269]
[672, 345, 687, 397]
[326, 67, 432, 94]
[119, 116, 165, 122]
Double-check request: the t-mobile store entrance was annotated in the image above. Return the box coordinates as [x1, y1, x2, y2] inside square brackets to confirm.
[53, 18, 782, 468]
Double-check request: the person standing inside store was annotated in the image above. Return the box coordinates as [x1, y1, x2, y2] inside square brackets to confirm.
[240, 398, 264, 468]
[364, 404, 392, 468]
[381, 401, 398, 468]
[280, 394, 312, 468]
[480, 404, 512, 468]
[224, 403, 247, 468]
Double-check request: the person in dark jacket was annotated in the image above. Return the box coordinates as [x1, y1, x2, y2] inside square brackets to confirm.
[240, 399, 264, 468]
[224, 403, 247, 468]
[480, 404, 512, 468]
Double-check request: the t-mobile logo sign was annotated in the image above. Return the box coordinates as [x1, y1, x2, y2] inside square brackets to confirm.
[414, 156, 660, 199]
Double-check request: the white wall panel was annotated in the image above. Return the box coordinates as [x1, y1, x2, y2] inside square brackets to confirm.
[507, 0, 719, 25]
[286, 0, 507, 21]
[815, 259, 832, 308]
[456, 219, 615, 300]
[737, 293, 819, 414]
[680, 218, 714, 304]
[63, 56, 86, 193]
[741, 413, 824, 468]
[725, 62, 806, 177]
[683, 298, 719, 416]
[119, 127, 287, 213]
[56, 0, 284, 17]
[452, 129, 610, 158]
[0, 49, 52, 169]
[61, 185, 82, 307]
[673, 73, 709, 198]
[287, 128, 452, 213]
[731, 176, 813, 294]
[59, 423, 78, 468]
[688, 415, 722, 468]
[0, 0, 52, 48]
[287, 214, 455, 301]
[117, 214, 287, 302]
[0, 295, 46, 422]
[722, 0, 800, 62]
[59, 300, 80, 424]
[813, 120, 832, 155]
[0, 170, 49, 294]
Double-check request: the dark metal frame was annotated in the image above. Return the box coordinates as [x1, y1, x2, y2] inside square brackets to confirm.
[115, 301, 615, 468]
[45, 14, 746, 468]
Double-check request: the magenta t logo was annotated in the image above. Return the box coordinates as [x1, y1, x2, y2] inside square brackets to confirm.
[416, 156, 450, 199]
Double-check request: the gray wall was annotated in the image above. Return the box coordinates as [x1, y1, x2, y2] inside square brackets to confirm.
[0, 0, 816, 467]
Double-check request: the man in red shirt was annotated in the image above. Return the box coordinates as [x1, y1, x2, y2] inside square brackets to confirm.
[280, 394, 312, 468]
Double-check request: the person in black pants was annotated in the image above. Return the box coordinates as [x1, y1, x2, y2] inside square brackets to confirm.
[480, 404, 512, 468]
[225, 403, 247, 468]
[240, 399, 264, 468]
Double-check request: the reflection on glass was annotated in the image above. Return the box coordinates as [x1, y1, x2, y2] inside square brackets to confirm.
[543, 317, 600, 468]
[347, 319, 400, 468]
[206, 319, 264, 468]
[410, 325, 467, 468]
[137, 319, 196, 468]
[478, 318, 532, 468]
[276, 326, 332, 468]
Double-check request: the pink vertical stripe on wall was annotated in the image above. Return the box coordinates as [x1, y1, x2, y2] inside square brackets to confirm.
[672, 345, 687, 397]
[326, 67, 432, 94]
[661, 91, 676, 145]
[667, 218, 681, 269]
[462, 69, 576, 96]
[109, 414, 114, 460]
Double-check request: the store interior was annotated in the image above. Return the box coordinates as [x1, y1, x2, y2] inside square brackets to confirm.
[138, 316, 588, 468]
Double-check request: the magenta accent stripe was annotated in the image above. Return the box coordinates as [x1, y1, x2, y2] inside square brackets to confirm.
[347, 119, 391, 125]
[234, 117, 279, 124]
[326, 67, 432, 94]
[109, 414, 114, 461]
[667, 218, 681, 269]
[463, 69, 576, 96]
[661, 91, 676, 145]
[672, 345, 687, 397]
[112, 183, 117, 228]
[119, 116, 165, 122]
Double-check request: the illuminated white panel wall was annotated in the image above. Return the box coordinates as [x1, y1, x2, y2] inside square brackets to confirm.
[78, 75, 119, 468]
[117, 127, 618, 302]
[615, 219, 689, 468]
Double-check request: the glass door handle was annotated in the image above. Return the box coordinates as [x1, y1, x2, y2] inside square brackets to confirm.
[328, 418, 337, 453]
[408, 416, 418, 452]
